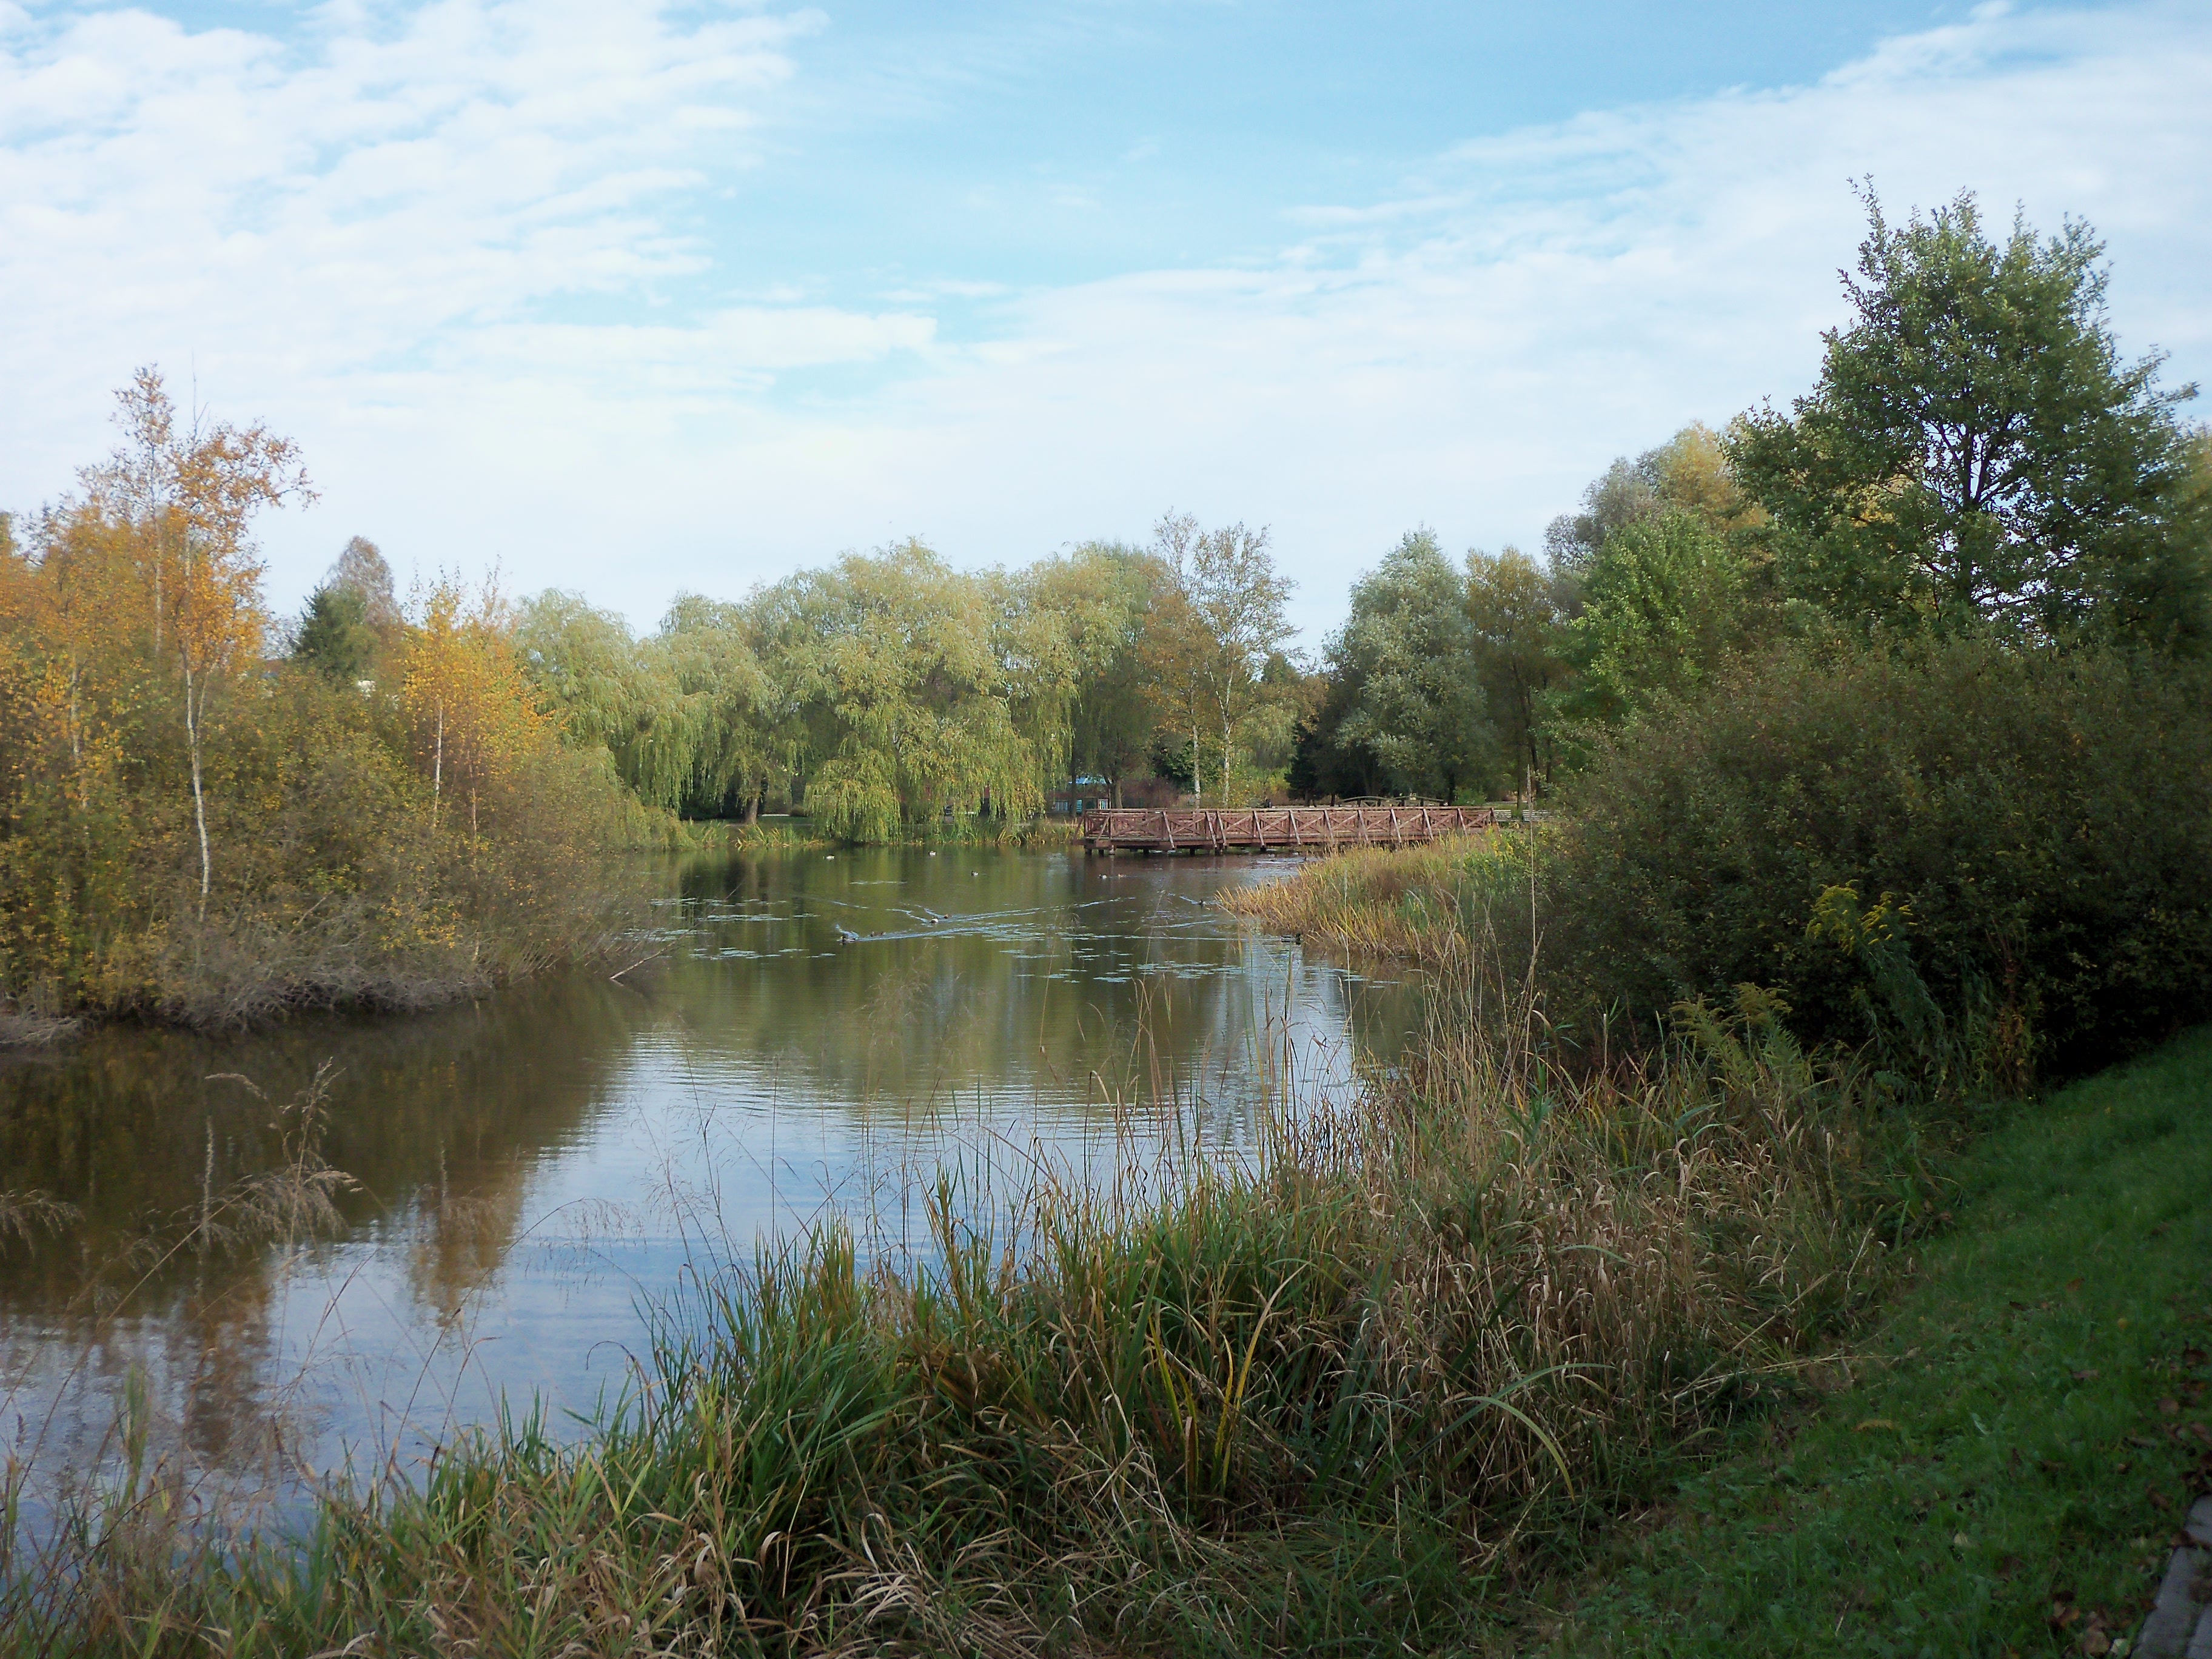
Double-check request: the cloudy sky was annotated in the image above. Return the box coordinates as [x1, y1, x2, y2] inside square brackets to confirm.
[4, 0, 2208, 642]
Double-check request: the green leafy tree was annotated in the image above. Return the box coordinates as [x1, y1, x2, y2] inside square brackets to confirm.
[1332, 530, 1491, 801]
[1544, 423, 1761, 578]
[766, 541, 1042, 839]
[1556, 512, 1759, 726]
[1287, 664, 1381, 800]
[1730, 189, 2209, 646]
[1144, 513, 1295, 804]
[1031, 543, 1158, 805]
[1240, 649, 1313, 788]
[514, 591, 695, 809]
[1464, 546, 1570, 793]
[659, 595, 774, 819]
[293, 583, 378, 684]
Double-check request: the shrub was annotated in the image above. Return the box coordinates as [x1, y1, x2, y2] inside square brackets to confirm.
[1547, 635, 2212, 1076]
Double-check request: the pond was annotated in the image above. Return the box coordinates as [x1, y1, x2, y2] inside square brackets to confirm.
[0, 846, 1416, 1518]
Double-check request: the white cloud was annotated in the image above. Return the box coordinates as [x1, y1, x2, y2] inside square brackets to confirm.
[801, 0, 2212, 639]
[1, 0, 2207, 642]
[0, 0, 824, 461]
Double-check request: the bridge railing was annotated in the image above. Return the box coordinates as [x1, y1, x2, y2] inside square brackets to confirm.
[1079, 805, 1497, 853]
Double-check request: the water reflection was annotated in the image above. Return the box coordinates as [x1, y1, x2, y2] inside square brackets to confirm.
[0, 847, 1414, 1510]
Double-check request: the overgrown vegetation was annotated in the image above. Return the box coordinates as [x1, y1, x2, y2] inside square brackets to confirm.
[2, 964, 1958, 1656]
[1243, 632, 2212, 1083]
[1220, 831, 1531, 960]
[0, 375, 643, 1033]
[1524, 1024, 2212, 1657]
[1546, 635, 2212, 1076]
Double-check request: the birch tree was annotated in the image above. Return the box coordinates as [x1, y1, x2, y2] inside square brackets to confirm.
[82, 369, 312, 916]
[1145, 512, 1293, 804]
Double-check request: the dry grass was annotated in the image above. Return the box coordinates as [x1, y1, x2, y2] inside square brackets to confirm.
[0, 1005, 80, 1049]
[1219, 832, 1534, 962]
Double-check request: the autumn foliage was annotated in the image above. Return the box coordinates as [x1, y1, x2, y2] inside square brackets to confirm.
[0, 373, 637, 1031]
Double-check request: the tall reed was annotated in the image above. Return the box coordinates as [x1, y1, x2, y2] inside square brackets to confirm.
[2, 960, 1943, 1657]
[1218, 832, 1533, 964]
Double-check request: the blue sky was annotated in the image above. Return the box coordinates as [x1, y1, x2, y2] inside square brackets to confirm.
[4, 0, 2208, 641]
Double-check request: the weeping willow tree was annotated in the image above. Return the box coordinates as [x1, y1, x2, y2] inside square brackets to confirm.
[769, 541, 1049, 840]
[513, 593, 698, 809]
[659, 594, 776, 820]
[514, 539, 1164, 841]
[1011, 544, 1156, 804]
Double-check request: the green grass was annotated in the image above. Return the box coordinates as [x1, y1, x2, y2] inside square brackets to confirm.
[675, 814, 1083, 853]
[1529, 1027, 2212, 1657]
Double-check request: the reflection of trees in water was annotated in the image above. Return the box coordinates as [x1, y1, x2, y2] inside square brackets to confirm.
[0, 980, 645, 1327]
[407, 1176, 531, 1328]
[0, 990, 648, 1508]
[0, 848, 1415, 1498]
[654, 848, 1398, 1130]
[0, 850, 1406, 1328]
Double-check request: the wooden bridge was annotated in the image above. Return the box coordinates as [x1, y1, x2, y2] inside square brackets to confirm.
[1081, 805, 1495, 855]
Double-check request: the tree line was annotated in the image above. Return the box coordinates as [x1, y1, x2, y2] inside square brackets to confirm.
[1296, 190, 2209, 802]
[307, 188, 2211, 830]
[4, 187, 2205, 1029]
[298, 514, 1307, 833]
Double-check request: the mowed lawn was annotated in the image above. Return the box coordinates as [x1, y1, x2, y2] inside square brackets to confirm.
[1529, 1027, 2212, 1657]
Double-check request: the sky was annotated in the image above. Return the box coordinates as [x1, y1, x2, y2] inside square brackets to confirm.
[3, 0, 2209, 645]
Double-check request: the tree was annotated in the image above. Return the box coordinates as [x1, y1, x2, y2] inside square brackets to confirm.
[659, 595, 774, 819]
[514, 591, 695, 809]
[294, 585, 378, 684]
[1730, 189, 2208, 646]
[1241, 649, 1313, 787]
[1543, 423, 1761, 577]
[1464, 546, 1570, 793]
[1036, 543, 1158, 806]
[1144, 513, 1295, 805]
[1287, 665, 1380, 800]
[764, 541, 1042, 839]
[1543, 457, 1660, 576]
[81, 368, 313, 916]
[329, 535, 401, 631]
[1331, 530, 1491, 802]
[1556, 512, 1759, 726]
[398, 575, 553, 840]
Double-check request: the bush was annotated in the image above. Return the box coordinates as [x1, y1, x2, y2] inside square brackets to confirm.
[1547, 635, 2212, 1076]
[0, 657, 642, 1029]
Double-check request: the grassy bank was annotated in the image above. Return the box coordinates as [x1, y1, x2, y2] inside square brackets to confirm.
[1219, 831, 1529, 961]
[673, 817, 833, 854]
[679, 814, 1085, 854]
[1, 976, 1946, 1657]
[1523, 1024, 2212, 1656]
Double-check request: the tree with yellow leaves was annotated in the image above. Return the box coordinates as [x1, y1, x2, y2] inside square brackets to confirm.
[80, 369, 312, 916]
[395, 574, 557, 846]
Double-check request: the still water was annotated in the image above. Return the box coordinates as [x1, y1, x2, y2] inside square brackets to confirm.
[0, 847, 1414, 1509]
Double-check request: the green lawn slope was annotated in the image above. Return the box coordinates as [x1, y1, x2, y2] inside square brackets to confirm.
[1529, 1028, 2212, 1657]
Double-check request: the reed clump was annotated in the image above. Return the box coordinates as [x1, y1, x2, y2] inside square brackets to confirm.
[1219, 831, 1533, 964]
[2, 969, 1944, 1657]
[678, 818, 834, 854]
